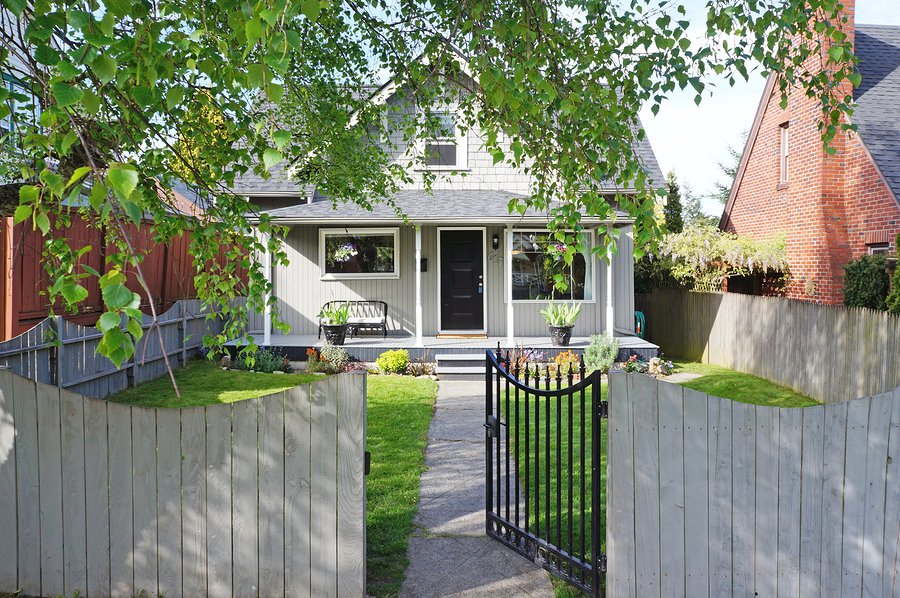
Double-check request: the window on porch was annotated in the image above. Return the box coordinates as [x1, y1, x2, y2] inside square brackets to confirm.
[320, 228, 399, 279]
[510, 231, 593, 301]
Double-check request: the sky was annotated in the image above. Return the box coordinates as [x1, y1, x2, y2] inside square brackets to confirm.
[638, 0, 900, 217]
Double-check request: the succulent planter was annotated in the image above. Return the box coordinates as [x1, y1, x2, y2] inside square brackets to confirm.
[548, 324, 573, 347]
[321, 324, 348, 346]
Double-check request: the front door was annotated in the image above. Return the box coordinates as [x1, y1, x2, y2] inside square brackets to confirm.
[439, 229, 484, 331]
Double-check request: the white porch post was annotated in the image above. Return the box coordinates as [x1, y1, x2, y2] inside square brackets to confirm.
[605, 224, 614, 338]
[260, 229, 272, 346]
[415, 226, 423, 347]
[506, 225, 514, 346]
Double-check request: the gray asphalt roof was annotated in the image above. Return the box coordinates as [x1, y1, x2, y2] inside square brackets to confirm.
[854, 25, 900, 198]
[229, 164, 312, 197]
[262, 189, 630, 225]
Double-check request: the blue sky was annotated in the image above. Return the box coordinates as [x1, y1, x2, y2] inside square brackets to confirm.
[639, 0, 900, 216]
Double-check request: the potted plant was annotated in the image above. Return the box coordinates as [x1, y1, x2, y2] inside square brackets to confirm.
[318, 302, 352, 345]
[539, 301, 582, 347]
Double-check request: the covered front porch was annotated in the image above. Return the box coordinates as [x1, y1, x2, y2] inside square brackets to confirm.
[229, 331, 659, 363]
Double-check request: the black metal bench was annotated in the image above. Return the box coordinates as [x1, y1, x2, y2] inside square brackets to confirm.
[317, 300, 388, 339]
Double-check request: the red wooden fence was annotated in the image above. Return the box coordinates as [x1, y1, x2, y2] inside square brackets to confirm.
[0, 210, 248, 341]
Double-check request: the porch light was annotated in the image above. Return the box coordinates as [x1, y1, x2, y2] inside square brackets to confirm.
[492, 234, 500, 250]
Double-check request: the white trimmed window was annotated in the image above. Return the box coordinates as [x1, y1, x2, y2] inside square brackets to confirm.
[510, 231, 593, 301]
[319, 228, 399, 280]
[779, 122, 790, 184]
[422, 111, 467, 170]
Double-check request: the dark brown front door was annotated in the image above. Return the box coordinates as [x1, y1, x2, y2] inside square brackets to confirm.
[440, 230, 484, 331]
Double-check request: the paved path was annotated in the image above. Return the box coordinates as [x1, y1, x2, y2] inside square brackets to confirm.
[398, 380, 553, 598]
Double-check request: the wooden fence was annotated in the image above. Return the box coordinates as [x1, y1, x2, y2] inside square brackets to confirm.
[0, 369, 367, 598]
[0, 299, 225, 398]
[635, 288, 900, 405]
[607, 373, 900, 598]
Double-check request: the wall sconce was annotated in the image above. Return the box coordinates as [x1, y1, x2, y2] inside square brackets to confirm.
[492, 234, 500, 250]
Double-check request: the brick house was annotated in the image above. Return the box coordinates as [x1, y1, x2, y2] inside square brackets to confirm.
[720, 3, 900, 304]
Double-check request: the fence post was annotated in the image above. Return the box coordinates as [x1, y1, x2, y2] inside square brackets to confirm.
[50, 315, 64, 387]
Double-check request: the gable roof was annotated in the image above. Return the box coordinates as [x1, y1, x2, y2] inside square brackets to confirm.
[261, 189, 630, 226]
[721, 23, 900, 230]
[852, 25, 900, 200]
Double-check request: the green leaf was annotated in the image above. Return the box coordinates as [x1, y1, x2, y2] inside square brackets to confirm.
[97, 311, 121, 333]
[4, 0, 26, 16]
[61, 284, 89, 305]
[14, 204, 32, 224]
[102, 283, 133, 309]
[166, 86, 184, 111]
[67, 166, 92, 187]
[105, 0, 132, 18]
[247, 63, 267, 88]
[263, 148, 282, 170]
[126, 317, 144, 341]
[302, 0, 321, 22]
[285, 30, 303, 52]
[61, 130, 79, 155]
[273, 130, 291, 149]
[91, 54, 117, 84]
[81, 264, 100, 277]
[246, 18, 262, 47]
[123, 199, 143, 225]
[106, 164, 139, 197]
[81, 89, 100, 114]
[89, 182, 108, 210]
[51, 82, 84, 108]
[35, 44, 59, 66]
[34, 211, 50, 235]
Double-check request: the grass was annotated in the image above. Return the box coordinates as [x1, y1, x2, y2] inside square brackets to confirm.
[669, 359, 818, 408]
[504, 361, 818, 598]
[103, 359, 321, 408]
[365, 375, 437, 598]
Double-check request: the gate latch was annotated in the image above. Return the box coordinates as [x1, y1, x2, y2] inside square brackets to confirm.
[484, 415, 501, 438]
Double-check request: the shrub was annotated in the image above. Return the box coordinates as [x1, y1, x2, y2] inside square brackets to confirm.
[584, 332, 619, 374]
[320, 345, 350, 370]
[376, 349, 409, 374]
[234, 347, 293, 373]
[843, 254, 889, 310]
[887, 234, 900, 315]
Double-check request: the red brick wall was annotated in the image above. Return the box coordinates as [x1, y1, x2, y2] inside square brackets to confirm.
[724, 2, 900, 304]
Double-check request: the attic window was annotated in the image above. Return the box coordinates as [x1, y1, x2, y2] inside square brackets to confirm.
[779, 122, 790, 185]
[423, 112, 467, 169]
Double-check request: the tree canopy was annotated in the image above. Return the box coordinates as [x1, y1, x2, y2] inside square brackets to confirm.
[0, 0, 859, 369]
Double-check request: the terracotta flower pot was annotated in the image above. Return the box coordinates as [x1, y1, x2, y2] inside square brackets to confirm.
[548, 324, 573, 347]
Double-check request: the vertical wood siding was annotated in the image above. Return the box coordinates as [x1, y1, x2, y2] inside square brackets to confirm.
[607, 373, 900, 598]
[635, 288, 900, 404]
[274, 224, 635, 338]
[0, 299, 226, 399]
[0, 370, 367, 598]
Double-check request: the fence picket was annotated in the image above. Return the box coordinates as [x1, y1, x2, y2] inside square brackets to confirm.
[337, 373, 367, 598]
[206, 403, 233, 598]
[157, 408, 182, 598]
[285, 385, 312, 598]
[107, 401, 134, 598]
[36, 383, 64, 597]
[862, 392, 893, 597]
[233, 399, 260, 598]
[731, 401, 755, 598]
[607, 372, 636, 598]
[841, 397, 871, 598]
[754, 405, 778, 596]
[708, 396, 732, 596]
[60, 389, 88, 598]
[820, 400, 848, 595]
[882, 388, 900, 598]
[181, 408, 207, 598]
[311, 377, 339, 598]
[259, 392, 286, 598]
[799, 405, 825, 597]
[657, 382, 684, 598]
[83, 396, 110, 598]
[682, 388, 709, 597]
[632, 374, 660, 598]
[0, 370, 18, 590]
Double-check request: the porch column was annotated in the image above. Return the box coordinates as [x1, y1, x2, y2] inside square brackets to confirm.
[506, 225, 514, 345]
[260, 229, 272, 346]
[605, 224, 614, 338]
[415, 226, 423, 347]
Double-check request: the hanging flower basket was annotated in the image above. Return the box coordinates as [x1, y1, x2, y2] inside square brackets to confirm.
[334, 243, 358, 263]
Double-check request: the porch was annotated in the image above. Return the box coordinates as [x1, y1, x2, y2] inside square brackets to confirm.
[228, 332, 659, 363]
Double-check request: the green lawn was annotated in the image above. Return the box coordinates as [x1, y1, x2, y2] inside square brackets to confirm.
[365, 376, 437, 598]
[103, 359, 322, 408]
[670, 359, 818, 408]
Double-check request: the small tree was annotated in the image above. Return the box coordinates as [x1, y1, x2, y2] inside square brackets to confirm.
[664, 171, 684, 234]
[843, 255, 890, 310]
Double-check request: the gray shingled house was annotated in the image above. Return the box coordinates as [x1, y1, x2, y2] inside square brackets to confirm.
[233, 76, 664, 361]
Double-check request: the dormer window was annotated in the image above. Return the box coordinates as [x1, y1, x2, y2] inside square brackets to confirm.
[422, 111, 467, 170]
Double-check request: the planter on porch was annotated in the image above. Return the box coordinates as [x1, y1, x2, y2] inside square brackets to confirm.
[322, 324, 349, 346]
[548, 324, 573, 347]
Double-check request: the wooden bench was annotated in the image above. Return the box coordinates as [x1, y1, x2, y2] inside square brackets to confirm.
[318, 300, 388, 339]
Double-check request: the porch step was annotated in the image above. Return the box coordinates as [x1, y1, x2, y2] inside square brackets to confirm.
[435, 353, 486, 380]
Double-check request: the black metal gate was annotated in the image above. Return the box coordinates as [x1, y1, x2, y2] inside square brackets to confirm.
[485, 348, 607, 597]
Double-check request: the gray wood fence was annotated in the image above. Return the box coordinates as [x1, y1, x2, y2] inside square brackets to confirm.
[0, 299, 225, 398]
[607, 372, 900, 598]
[635, 289, 900, 405]
[0, 369, 367, 598]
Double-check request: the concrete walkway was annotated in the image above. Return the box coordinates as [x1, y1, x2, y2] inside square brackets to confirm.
[398, 380, 553, 598]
